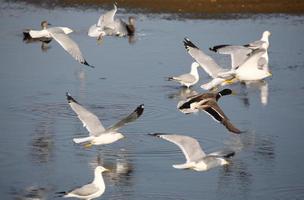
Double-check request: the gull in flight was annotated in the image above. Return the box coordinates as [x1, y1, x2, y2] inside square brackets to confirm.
[150, 133, 235, 171]
[57, 166, 108, 200]
[183, 38, 234, 90]
[168, 62, 200, 88]
[24, 20, 94, 67]
[210, 30, 271, 71]
[88, 4, 136, 40]
[66, 93, 144, 146]
[184, 37, 271, 90]
[178, 89, 241, 134]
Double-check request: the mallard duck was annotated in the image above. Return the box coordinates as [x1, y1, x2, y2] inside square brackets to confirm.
[178, 89, 241, 134]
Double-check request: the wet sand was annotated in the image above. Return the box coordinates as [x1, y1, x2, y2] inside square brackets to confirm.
[13, 0, 304, 14]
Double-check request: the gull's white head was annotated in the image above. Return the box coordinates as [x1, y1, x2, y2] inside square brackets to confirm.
[261, 30, 271, 42]
[263, 30, 271, 37]
[191, 62, 200, 68]
[95, 166, 109, 173]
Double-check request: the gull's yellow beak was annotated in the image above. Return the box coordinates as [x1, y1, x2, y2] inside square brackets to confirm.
[224, 78, 236, 85]
[268, 71, 272, 76]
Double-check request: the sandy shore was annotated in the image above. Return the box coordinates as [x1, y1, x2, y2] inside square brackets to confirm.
[19, 0, 304, 14]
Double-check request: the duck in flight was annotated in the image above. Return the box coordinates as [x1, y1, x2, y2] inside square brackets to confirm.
[178, 89, 241, 134]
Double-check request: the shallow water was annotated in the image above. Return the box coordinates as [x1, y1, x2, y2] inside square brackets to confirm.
[1, 1, 304, 200]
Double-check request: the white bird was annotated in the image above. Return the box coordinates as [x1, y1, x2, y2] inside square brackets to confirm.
[150, 134, 235, 171]
[218, 49, 272, 81]
[210, 30, 271, 71]
[25, 21, 94, 67]
[57, 166, 108, 200]
[88, 4, 135, 40]
[183, 38, 234, 90]
[168, 62, 200, 88]
[66, 93, 144, 146]
[184, 38, 271, 90]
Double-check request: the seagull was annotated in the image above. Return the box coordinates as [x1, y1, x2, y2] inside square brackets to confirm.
[218, 49, 272, 81]
[178, 89, 241, 134]
[150, 133, 235, 171]
[57, 166, 108, 200]
[168, 62, 200, 88]
[88, 4, 135, 40]
[184, 38, 271, 90]
[210, 30, 271, 71]
[24, 21, 94, 67]
[66, 93, 144, 146]
[183, 38, 234, 90]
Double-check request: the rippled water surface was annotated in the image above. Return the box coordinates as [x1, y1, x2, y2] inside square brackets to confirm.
[1, 1, 304, 199]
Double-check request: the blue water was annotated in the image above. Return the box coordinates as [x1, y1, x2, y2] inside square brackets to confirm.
[1, 1, 304, 199]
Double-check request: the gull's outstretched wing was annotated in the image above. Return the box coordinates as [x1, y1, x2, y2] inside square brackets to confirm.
[106, 104, 144, 132]
[97, 4, 117, 28]
[237, 49, 267, 70]
[66, 93, 105, 136]
[48, 27, 93, 67]
[151, 134, 206, 162]
[66, 183, 99, 197]
[183, 38, 223, 78]
[210, 45, 253, 69]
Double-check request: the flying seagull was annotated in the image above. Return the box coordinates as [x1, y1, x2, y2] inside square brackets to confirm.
[66, 93, 144, 146]
[150, 133, 235, 171]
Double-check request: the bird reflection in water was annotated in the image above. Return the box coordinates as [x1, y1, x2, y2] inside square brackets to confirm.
[168, 87, 199, 101]
[10, 185, 48, 200]
[238, 80, 269, 107]
[30, 120, 55, 164]
[89, 152, 134, 187]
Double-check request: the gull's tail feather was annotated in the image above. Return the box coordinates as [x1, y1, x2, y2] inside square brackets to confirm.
[173, 163, 194, 169]
[83, 60, 95, 68]
[73, 137, 93, 144]
[183, 37, 198, 51]
[148, 133, 162, 137]
[167, 77, 174, 81]
[55, 191, 67, 197]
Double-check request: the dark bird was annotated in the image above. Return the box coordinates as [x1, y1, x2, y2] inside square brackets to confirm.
[178, 89, 241, 134]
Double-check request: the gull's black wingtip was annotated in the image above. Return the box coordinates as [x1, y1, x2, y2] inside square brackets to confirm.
[148, 133, 161, 137]
[66, 92, 78, 103]
[83, 60, 95, 68]
[135, 104, 144, 117]
[209, 44, 230, 52]
[55, 191, 67, 197]
[183, 37, 198, 50]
